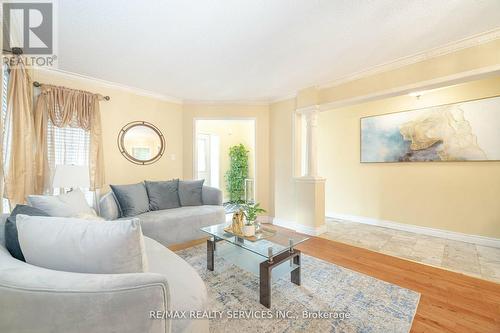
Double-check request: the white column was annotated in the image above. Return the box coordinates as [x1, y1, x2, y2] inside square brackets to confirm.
[288, 105, 326, 236]
[304, 109, 319, 177]
[298, 105, 320, 178]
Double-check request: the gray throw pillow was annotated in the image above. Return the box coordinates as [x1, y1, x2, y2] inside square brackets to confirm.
[110, 182, 150, 217]
[178, 179, 204, 206]
[5, 205, 50, 262]
[145, 179, 180, 210]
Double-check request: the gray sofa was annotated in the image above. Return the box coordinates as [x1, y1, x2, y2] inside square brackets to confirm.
[0, 216, 208, 333]
[99, 186, 225, 246]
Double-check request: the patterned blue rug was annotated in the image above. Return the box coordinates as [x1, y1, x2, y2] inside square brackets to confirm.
[177, 244, 420, 333]
[177, 243, 420, 333]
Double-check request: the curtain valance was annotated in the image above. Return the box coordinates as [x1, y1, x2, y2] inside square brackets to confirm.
[34, 84, 105, 192]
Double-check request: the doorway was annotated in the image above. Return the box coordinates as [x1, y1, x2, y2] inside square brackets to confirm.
[194, 119, 256, 203]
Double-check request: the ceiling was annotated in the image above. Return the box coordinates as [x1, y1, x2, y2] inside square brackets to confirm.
[57, 0, 500, 102]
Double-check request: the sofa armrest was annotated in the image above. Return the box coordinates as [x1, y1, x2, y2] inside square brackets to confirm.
[202, 186, 223, 205]
[0, 252, 171, 333]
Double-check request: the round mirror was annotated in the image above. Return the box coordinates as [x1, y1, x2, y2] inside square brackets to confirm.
[117, 121, 165, 165]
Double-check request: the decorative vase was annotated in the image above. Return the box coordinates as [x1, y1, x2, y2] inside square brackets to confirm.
[242, 224, 255, 237]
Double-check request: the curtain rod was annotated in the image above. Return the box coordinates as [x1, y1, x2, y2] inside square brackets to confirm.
[2, 47, 23, 54]
[33, 81, 111, 101]
[4, 47, 110, 101]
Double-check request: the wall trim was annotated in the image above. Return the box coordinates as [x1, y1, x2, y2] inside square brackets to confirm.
[326, 212, 500, 249]
[35, 67, 183, 103]
[318, 65, 500, 111]
[317, 27, 500, 90]
[272, 217, 327, 236]
[184, 99, 271, 106]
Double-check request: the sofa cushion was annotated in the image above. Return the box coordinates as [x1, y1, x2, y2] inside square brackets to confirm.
[110, 182, 149, 217]
[178, 180, 204, 206]
[99, 191, 121, 220]
[16, 215, 148, 274]
[128, 205, 225, 246]
[5, 205, 49, 262]
[27, 189, 96, 217]
[144, 236, 208, 333]
[145, 179, 181, 210]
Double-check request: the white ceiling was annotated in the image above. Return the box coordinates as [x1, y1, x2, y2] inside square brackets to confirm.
[57, 0, 500, 102]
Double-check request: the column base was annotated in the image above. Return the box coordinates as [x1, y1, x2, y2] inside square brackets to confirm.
[273, 217, 327, 236]
[293, 177, 326, 236]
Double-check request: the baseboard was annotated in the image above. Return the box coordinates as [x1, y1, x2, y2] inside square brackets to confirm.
[258, 215, 274, 224]
[272, 218, 327, 236]
[326, 212, 500, 249]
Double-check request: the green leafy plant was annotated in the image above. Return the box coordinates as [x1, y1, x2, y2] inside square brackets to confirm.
[225, 144, 249, 203]
[242, 203, 266, 225]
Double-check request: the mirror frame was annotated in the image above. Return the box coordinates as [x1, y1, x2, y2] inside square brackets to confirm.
[117, 121, 166, 165]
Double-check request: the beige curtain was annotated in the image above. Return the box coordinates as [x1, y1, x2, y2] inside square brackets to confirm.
[3, 60, 36, 205]
[34, 85, 105, 191]
[0, 65, 4, 212]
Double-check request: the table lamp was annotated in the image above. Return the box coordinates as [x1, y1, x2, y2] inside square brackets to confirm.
[52, 165, 90, 192]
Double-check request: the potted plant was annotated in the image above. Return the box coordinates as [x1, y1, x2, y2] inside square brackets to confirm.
[225, 144, 249, 203]
[241, 203, 266, 236]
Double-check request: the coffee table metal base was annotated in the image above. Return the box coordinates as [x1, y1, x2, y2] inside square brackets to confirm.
[206, 238, 301, 308]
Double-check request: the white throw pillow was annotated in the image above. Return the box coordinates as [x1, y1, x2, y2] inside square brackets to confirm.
[27, 189, 96, 217]
[16, 215, 148, 274]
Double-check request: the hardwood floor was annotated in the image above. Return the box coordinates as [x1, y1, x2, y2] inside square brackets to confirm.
[295, 236, 500, 333]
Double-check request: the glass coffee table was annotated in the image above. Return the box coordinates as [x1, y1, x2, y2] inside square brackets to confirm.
[201, 223, 309, 308]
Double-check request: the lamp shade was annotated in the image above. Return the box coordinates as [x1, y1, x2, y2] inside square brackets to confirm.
[52, 165, 90, 188]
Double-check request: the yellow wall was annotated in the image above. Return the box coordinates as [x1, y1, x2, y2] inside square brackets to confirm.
[270, 39, 500, 238]
[183, 104, 270, 211]
[22, 37, 500, 238]
[318, 76, 500, 238]
[195, 120, 255, 200]
[32, 70, 184, 188]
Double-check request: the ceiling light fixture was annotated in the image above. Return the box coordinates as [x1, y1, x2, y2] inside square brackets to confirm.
[408, 91, 426, 98]
[408, 85, 455, 98]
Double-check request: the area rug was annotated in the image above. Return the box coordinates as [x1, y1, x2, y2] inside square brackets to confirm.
[176, 244, 420, 333]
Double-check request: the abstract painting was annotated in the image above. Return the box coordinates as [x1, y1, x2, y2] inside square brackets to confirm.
[361, 96, 500, 162]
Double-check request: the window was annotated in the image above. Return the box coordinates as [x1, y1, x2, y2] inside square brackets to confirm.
[131, 147, 151, 160]
[47, 123, 93, 204]
[196, 133, 220, 188]
[47, 124, 90, 167]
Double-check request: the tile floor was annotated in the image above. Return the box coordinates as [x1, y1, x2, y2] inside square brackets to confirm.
[320, 219, 500, 283]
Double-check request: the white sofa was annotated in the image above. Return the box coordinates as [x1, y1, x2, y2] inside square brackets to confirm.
[99, 186, 225, 246]
[0, 216, 209, 333]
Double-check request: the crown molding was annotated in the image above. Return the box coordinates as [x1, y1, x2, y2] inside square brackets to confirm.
[183, 99, 270, 106]
[36, 67, 272, 106]
[319, 64, 500, 111]
[316, 27, 500, 90]
[296, 104, 321, 114]
[34, 67, 183, 104]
